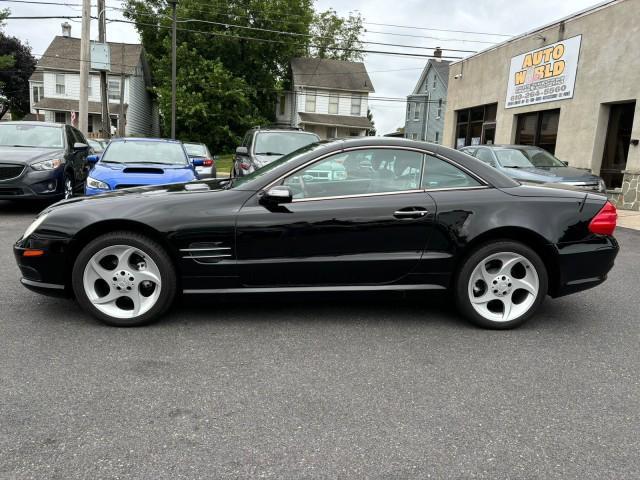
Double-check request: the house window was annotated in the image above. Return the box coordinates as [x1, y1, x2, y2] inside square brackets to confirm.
[412, 133, 418, 140]
[279, 95, 286, 115]
[305, 90, 316, 112]
[351, 95, 361, 116]
[32, 84, 44, 104]
[414, 102, 421, 120]
[108, 79, 121, 101]
[433, 77, 436, 89]
[406, 102, 412, 120]
[437, 99, 442, 119]
[435, 131, 439, 143]
[55, 74, 65, 95]
[329, 94, 339, 114]
[54, 111, 66, 123]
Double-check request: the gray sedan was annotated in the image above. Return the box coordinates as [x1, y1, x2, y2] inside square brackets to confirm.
[460, 145, 606, 192]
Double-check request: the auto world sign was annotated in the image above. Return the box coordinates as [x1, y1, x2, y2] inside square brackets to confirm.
[505, 35, 581, 109]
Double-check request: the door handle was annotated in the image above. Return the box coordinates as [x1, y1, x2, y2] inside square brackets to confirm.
[393, 208, 428, 219]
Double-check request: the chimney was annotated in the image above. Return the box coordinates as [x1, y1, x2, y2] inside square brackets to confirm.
[61, 22, 72, 38]
[434, 47, 442, 61]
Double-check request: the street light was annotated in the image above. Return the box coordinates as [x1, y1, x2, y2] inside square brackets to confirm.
[168, 0, 178, 139]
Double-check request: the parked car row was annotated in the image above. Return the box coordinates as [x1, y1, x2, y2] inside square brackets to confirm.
[0, 121, 217, 201]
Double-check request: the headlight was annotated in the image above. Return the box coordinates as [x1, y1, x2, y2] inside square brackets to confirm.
[22, 213, 49, 240]
[598, 178, 607, 193]
[31, 158, 63, 171]
[86, 176, 110, 190]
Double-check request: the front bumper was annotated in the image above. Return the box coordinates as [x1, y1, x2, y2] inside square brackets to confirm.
[0, 167, 65, 200]
[14, 236, 73, 298]
[550, 235, 619, 297]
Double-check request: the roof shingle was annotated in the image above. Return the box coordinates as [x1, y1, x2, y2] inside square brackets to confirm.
[291, 57, 375, 93]
[37, 36, 143, 76]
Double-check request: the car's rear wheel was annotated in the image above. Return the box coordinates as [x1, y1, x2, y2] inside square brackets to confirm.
[72, 232, 177, 327]
[455, 240, 548, 329]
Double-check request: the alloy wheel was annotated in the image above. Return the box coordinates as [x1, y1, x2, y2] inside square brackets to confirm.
[467, 251, 540, 323]
[82, 244, 162, 319]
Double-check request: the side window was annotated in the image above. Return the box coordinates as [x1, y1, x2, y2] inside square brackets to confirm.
[421, 155, 482, 189]
[282, 149, 424, 200]
[475, 148, 497, 167]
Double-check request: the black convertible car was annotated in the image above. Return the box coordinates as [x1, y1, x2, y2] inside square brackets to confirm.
[14, 138, 618, 329]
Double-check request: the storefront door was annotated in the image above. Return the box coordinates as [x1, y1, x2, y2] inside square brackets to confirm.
[601, 102, 636, 189]
[515, 109, 560, 154]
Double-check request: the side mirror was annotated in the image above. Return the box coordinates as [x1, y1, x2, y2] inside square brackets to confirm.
[74, 142, 89, 151]
[260, 185, 292, 205]
[236, 146, 248, 156]
[191, 158, 204, 167]
[87, 154, 100, 164]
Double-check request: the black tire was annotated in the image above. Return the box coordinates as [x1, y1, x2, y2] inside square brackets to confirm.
[455, 240, 548, 329]
[72, 231, 177, 327]
[63, 171, 74, 199]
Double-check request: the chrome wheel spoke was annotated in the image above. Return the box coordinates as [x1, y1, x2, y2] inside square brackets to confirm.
[93, 289, 120, 305]
[497, 255, 521, 276]
[116, 246, 137, 270]
[136, 268, 160, 285]
[88, 258, 113, 283]
[512, 278, 537, 295]
[501, 298, 513, 321]
[470, 291, 495, 304]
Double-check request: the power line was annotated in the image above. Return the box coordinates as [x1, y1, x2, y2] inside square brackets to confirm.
[0, 0, 512, 40]
[6, 15, 465, 59]
[363, 29, 499, 45]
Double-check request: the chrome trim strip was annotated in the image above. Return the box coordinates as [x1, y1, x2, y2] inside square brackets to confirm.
[21, 278, 65, 290]
[184, 284, 446, 294]
[179, 247, 231, 252]
[292, 189, 424, 203]
[182, 254, 233, 259]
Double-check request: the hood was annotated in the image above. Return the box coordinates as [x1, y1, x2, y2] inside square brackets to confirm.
[504, 166, 600, 183]
[52, 177, 232, 209]
[90, 162, 197, 188]
[0, 146, 65, 165]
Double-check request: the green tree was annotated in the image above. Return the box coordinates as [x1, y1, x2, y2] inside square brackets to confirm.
[310, 9, 364, 61]
[0, 9, 37, 119]
[123, 0, 365, 152]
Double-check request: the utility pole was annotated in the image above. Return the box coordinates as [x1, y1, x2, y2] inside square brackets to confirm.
[78, 0, 91, 134]
[169, 0, 178, 139]
[118, 43, 125, 137]
[97, 0, 110, 139]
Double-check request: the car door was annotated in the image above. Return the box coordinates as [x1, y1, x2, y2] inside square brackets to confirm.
[71, 127, 91, 182]
[235, 147, 437, 287]
[64, 126, 84, 185]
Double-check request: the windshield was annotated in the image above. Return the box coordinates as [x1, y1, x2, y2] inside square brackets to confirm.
[495, 148, 565, 168]
[254, 132, 318, 156]
[0, 124, 64, 148]
[101, 141, 189, 165]
[184, 143, 207, 157]
[231, 141, 323, 188]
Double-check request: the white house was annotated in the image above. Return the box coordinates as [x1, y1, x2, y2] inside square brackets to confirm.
[28, 25, 159, 137]
[276, 57, 374, 139]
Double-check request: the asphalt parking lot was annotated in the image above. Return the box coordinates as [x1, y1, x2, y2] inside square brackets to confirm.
[1, 200, 638, 479]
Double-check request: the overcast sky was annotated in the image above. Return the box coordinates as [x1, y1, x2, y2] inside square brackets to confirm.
[4, 0, 604, 136]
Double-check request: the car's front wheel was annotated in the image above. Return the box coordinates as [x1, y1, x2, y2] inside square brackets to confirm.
[72, 232, 177, 327]
[456, 240, 548, 329]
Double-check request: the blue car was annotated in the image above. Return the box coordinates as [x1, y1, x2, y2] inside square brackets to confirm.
[85, 138, 200, 196]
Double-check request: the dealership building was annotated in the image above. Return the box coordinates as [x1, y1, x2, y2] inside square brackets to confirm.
[443, 0, 640, 209]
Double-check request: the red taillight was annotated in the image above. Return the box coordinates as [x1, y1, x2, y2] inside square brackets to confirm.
[240, 162, 251, 170]
[589, 201, 617, 236]
[203, 159, 213, 167]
